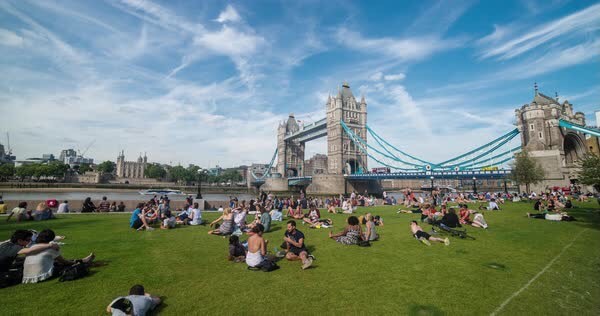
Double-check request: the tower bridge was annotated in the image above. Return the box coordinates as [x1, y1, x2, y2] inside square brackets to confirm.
[250, 82, 597, 194]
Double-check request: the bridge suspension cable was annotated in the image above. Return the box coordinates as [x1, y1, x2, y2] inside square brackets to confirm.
[366, 125, 437, 167]
[436, 128, 520, 167]
[250, 148, 278, 180]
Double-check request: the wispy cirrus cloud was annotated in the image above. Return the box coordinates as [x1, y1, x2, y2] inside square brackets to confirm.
[478, 3, 600, 60]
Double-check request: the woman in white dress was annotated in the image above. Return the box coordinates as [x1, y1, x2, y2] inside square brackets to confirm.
[22, 229, 95, 284]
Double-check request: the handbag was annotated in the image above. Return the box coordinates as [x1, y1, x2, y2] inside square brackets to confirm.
[59, 262, 89, 282]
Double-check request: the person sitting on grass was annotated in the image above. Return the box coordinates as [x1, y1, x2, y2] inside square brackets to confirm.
[270, 204, 283, 222]
[22, 229, 95, 284]
[6, 202, 32, 222]
[107, 284, 161, 316]
[438, 208, 461, 229]
[130, 203, 154, 231]
[98, 196, 111, 212]
[287, 202, 304, 219]
[82, 197, 96, 213]
[1, 230, 60, 281]
[459, 205, 472, 225]
[283, 220, 313, 270]
[411, 221, 449, 246]
[117, 202, 126, 212]
[233, 205, 248, 234]
[303, 205, 333, 228]
[208, 208, 235, 236]
[329, 216, 362, 245]
[228, 235, 246, 262]
[176, 207, 191, 225]
[160, 209, 176, 229]
[33, 202, 54, 221]
[246, 224, 267, 268]
[188, 202, 203, 226]
[143, 204, 159, 225]
[327, 203, 338, 214]
[363, 214, 379, 241]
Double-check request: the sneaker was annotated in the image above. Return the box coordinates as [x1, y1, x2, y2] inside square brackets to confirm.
[308, 254, 316, 260]
[301, 257, 313, 270]
[419, 237, 431, 246]
[444, 238, 450, 246]
[82, 252, 96, 264]
[146, 227, 155, 231]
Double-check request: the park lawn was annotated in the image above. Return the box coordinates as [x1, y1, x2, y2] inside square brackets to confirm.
[1, 200, 599, 316]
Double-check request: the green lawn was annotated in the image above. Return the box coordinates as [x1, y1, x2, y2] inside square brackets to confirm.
[1, 201, 600, 315]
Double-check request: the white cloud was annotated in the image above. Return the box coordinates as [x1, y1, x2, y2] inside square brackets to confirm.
[0, 28, 23, 46]
[384, 73, 405, 81]
[478, 3, 600, 60]
[194, 25, 264, 57]
[335, 27, 462, 61]
[215, 5, 242, 24]
[369, 72, 383, 81]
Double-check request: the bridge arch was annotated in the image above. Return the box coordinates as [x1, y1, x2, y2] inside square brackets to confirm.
[563, 132, 586, 166]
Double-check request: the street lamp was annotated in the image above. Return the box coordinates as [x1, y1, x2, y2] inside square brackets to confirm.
[503, 177, 508, 194]
[472, 176, 477, 196]
[196, 168, 205, 199]
[430, 176, 434, 190]
[344, 173, 348, 196]
[430, 176, 435, 205]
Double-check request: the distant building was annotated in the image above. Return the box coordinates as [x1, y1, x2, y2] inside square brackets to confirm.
[304, 154, 328, 175]
[116, 151, 147, 178]
[208, 165, 223, 176]
[237, 165, 248, 181]
[59, 149, 93, 166]
[42, 154, 55, 161]
[0, 144, 16, 164]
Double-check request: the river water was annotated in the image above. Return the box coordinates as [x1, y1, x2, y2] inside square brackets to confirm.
[0, 191, 255, 201]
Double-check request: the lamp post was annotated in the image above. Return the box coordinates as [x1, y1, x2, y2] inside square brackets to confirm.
[472, 176, 477, 196]
[430, 176, 435, 206]
[430, 176, 434, 190]
[503, 177, 508, 194]
[344, 173, 348, 197]
[196, 168, 205, 199]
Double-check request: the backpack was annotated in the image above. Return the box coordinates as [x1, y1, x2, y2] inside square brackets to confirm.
[357, 240, 371, 247]
[248, 260, 280, 272]
[59, 262, 89, 282]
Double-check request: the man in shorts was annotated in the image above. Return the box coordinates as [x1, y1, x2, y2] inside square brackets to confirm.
[410, 221, 449, 246]
[283, 220, 313, 270]
[130, 203, 153, 231]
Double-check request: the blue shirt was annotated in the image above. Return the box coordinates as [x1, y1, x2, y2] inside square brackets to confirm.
[130, 208, 141, 227]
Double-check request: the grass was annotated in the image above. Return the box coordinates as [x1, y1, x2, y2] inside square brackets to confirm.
[1, 200, 600, 315]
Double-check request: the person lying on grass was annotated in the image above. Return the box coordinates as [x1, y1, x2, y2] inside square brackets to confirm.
[329, 216, 362, 245]
[6, 202, 33, 222]
[130, 203, 154, 231]
[410, 221, 449, 246]
[208, 208, 235, 236]
[479, 198, 500, 211]
[107, 284, 161, 316]
[283, 220, 313, 270]
[22, 229, 95, 284]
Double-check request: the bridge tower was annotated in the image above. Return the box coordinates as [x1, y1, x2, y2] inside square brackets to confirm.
[515, 87, 588, 191]
[276, 114, 305, 177]
[326, 82, 368, 175]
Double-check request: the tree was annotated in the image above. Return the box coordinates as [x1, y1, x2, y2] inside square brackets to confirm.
[511, 150, 545, 193]
[168, 166, 189, 183]
[577, 153, 600, 192]
[0, 163, 15, 181]
[220, 169, 242, 182]
[146, 164, 167, 180]
[97, 161, 115, 174]
[78, 163, 92, 174]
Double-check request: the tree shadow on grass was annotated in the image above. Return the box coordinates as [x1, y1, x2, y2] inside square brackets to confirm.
[408, 304, 445, 316]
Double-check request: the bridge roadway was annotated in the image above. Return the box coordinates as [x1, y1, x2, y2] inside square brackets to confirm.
[284, 118, 327, 142]
[284, 169, 511, 186]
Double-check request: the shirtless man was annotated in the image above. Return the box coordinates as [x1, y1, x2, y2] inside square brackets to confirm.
[410, 221, 449, 246]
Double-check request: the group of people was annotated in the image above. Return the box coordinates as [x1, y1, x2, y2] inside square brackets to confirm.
[1, 229, 95, 287]
[81, 197, 126, 213]
[527, 192, 576, 221]
[5, 201, 56, 222]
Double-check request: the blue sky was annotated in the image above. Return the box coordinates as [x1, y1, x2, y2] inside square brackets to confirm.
[0, 0, 598, 168]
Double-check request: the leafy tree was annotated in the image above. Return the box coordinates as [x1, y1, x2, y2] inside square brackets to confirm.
[146, 164, 167, 179]
[46, 161, 69, 178]
[97, 161, 115, 174]
[168, 166, 189, 183]
[577, 153, 600, 192]
[77, 163, 92, 174]
[220, 169, 242, 182]
[510, 150, 545, 193]
[0, 163, 15, 181]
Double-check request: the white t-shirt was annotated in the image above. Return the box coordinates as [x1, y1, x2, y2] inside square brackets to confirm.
[57, 203, 69, 213]
[488, 201, 499, 210]
[234, 210, 247, 226]
[189, 208, 202, 225]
